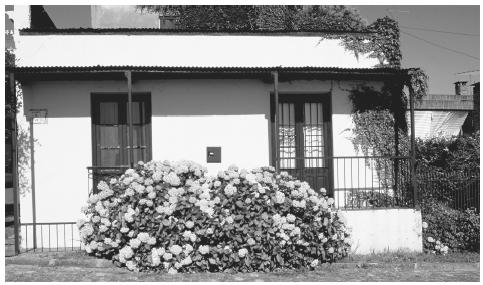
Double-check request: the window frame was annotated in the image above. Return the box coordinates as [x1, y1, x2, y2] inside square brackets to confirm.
[90, 92, 152, 167]
[270, 92, 333, 168]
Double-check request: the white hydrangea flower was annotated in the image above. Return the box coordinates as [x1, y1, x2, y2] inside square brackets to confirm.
[148, 192, 156, 199]
[84, 244, 92, 253]
[286, 214, 296, 223]
[422, 221, 428, 229]
[151, 248, 161, 266]
[247, 238, 256, 246]
[163, 172, 181, 186]
[162, 252, 173, 261]
[129, 238, 141, 249]
[185, 221, 194, 229]
[224, 184, 237, 196]
[137, 232, 150, 243]
[120, 227, 129, 233]
[310, 259, 319, 267]
[169, 244, 183, 256]
[226, 216, 234, 224]
[274, 191, 285, 204]
[126, 260, 136, 271]
[238, 248, 248, 258]
[183, 244, 194, 255]
[119, 246, 134, 262]
[181, 256, 192, 265]
[198, 245, 210, 255]
[147, 237, 157, 245]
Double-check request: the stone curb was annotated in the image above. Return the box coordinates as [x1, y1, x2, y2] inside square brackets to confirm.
[6, 256, 114, 269]
[6, 256, 479, 272]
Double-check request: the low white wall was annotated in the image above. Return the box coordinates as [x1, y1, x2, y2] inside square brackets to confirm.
[342, 209, 423, 254]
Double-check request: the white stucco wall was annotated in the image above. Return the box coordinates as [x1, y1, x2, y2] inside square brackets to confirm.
[16, 34, 380, 68]
[19, 78, 385, 223]
[342, 209, 423, 254]
[18, 77, 410, 251]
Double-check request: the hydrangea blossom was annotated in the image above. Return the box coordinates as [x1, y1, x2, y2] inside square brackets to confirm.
[198, 245, 210, 255]
[224, 184, 237, 196]
[238, 248, 248, 258]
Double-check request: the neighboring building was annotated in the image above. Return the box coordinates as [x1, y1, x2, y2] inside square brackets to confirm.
[412, 79, 478, 138]
[10, 5, 423, 254]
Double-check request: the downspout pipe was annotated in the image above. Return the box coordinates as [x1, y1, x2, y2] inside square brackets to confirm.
[125, 71, 134, 167]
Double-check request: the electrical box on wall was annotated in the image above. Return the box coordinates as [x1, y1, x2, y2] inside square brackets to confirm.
[207, 146, 221, 163]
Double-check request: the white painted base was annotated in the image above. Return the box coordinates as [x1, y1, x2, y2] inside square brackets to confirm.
[342, 209, 423, 254]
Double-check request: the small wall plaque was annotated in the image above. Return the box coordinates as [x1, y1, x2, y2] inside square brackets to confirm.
[27, 109, 48, 124]
[207, 146, 221, 163]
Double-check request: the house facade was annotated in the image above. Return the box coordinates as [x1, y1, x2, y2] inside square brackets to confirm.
[10, 6, 422, 254]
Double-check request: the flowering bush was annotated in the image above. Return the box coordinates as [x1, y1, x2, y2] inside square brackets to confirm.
[78, 160, 351, 273]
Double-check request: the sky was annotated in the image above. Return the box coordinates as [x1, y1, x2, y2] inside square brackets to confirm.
[34, 5, 481, 94]
[352, 5, 480, 94]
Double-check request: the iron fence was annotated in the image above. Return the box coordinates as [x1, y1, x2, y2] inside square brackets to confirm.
[279, 156, 415, 209]
[20, 222, 81, 253]
[87, 166, 129, 196]
[417, 169, 480, 212]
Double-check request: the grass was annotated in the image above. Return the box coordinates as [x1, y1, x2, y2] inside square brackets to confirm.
[345, 250, 480, 264]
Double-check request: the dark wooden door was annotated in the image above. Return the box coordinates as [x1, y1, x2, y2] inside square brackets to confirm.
[276, 94, 332, 194]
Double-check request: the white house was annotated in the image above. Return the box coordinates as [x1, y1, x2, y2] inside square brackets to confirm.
[10, 6, 423, 254]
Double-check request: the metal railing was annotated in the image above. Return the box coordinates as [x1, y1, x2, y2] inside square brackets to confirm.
[87, 166, 129, 196]
[417, 169, 480, 212]
[20, 222, 81, 252]
[279, 156, 415, 209]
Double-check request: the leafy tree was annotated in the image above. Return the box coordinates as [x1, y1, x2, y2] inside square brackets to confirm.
[137, 5, 368, 32]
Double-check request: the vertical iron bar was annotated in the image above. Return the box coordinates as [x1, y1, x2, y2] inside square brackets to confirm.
[25, 225, 28, 252]
[48, 225, 51, 249]
[41, 224, 43, 252]
[56, 224, 59, 251]
[273, 71, 280, 172]
[343, 158, 346, 209]
[71, 224, 74, 251]
[64, 224, 66, 251]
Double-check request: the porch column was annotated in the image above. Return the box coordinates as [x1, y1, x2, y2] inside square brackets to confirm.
[125, 71, 134, 167]
[409, 87, 419, 208]
[272, 71, 280, 172]
[10, 72, 20, 255]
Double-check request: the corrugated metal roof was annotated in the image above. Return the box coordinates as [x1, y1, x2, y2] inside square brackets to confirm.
[11, 65, 404, 75]
[20, 28, 373, 35]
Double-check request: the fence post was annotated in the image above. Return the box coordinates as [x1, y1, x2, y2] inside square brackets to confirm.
[409, 88, 419, 209]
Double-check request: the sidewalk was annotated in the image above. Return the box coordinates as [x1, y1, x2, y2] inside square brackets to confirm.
[5, 252, 480, 282]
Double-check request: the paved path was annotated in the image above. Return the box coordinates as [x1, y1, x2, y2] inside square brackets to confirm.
[5, 253, 479, 282]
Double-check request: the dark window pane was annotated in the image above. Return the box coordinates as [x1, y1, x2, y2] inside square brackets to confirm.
[100, 149, 120, 166]
[130, 101, 144, 124]
[99, 102, 119, 124]
[99, 126, 120, 147]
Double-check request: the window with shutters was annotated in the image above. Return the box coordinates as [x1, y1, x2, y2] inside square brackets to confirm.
[91, 93, 152, 167]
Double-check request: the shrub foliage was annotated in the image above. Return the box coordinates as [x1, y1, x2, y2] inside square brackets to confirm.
[422, 199, 480, 253]
[78, 160, 351, 272]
